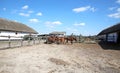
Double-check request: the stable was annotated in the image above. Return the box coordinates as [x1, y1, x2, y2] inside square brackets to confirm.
[49, 31, 66, 37]
[0, 18, 38, 40]
[98, 23, 120, 43]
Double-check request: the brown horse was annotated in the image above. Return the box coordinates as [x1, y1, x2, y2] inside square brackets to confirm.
[46, 36, 58, 44]
[46, 36, 66, 44]
[65, 36, 77, 44]
[56, 37, 66, 44]
[46, 35, 76, 44]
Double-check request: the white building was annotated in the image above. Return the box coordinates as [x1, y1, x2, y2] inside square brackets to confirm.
[49, 31, 66, 37]
[0, 18, 38, 40]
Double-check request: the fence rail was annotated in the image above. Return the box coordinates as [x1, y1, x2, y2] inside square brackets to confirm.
[0, 35, 98, 50]
[0, 36, 42, 49]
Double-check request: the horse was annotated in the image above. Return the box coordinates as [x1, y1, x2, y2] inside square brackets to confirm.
[46, 35, 77, 44]
[65, 36, 77, 44]
[46, 36, 58, 44]
[46, 35, 67, 44]
[56, 37, 66, 44]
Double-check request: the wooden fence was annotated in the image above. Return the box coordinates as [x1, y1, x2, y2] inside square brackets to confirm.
[0, 36, 43, 49]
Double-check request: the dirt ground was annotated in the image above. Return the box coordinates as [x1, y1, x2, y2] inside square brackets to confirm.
[0, 43, 120, 73]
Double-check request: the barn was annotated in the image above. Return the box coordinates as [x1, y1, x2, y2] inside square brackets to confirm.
[49, 31, 66, 37]
[0, 18, 38, 40]
[98, 23, 120, 43]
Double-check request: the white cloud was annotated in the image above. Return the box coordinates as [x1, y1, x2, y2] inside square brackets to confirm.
[29, 18, 39, 23]
[116, 0, 120, 4]
[19, 11, 34, 17]
[52, 21, 62, 25]
[108, 12, 120, 18]
[45, 21, 62, 25]
[22, 5, 29, 10]
[73, 6, 90, 13]
[28, 11, 34, 13]
[73, 6, 96, 13]
[3, 8, 6, 11]
[36, 12, 42, 16]
[45, 21, 62, 27]
[108, 8, 120, 18]
[74, 22, 86, 26]
[19, 13, 30, 17]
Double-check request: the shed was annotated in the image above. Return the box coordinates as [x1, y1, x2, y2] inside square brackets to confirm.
[98, 23, 120, 43]
[49, 31, 66, 37]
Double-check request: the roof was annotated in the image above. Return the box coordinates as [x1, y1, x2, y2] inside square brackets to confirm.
[0, 18, 38, 34]
[49, 31, 66, 35]
[98, 23, 120, 35]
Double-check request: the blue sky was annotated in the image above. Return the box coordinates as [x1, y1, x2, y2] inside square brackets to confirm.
[0, 0, 120, 35]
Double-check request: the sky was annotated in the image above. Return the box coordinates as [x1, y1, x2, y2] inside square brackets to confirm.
[0, 0, 120, 36]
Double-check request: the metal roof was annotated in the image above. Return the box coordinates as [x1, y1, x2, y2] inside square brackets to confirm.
[98, 23, 120, 35]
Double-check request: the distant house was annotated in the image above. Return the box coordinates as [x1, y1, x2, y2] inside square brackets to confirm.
[98, 23, 120, 43]
[49, 31, 66, 37]
[0, 18, 38, 40]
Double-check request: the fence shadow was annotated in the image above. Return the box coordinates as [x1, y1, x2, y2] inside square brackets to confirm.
[0, 47, 10, 50]
[98, 41, 120, 50]
[0, 46, 20, 50]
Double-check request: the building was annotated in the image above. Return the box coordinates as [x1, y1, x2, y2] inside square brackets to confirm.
[49, 31, 66, 37]
[98, 23, 120, 43]
[0, 18, 38, 40]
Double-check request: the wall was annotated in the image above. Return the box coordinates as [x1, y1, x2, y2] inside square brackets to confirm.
[0, 31, 30, 40]
[98, 34, 106, 41]
[107, 32, 118, 43]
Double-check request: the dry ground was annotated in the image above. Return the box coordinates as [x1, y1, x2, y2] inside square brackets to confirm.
[0, 43, 120, 73]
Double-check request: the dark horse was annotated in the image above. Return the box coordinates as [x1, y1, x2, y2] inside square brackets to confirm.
[65, 36, 77, 44]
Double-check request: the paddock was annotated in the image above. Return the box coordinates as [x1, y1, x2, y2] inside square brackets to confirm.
[0, 43, 119, 73]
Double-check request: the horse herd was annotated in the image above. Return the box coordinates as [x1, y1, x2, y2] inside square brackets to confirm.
[46, 35, 77, 44]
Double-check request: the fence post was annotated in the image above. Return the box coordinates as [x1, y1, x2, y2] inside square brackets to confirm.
[33, 36, 35, 45]
[21, 36, 23, 46]
[28, 36, 30, 46]
[39, 37, 40, 44]
[79, 34, 81, 43]
[8, 36, 11, 48]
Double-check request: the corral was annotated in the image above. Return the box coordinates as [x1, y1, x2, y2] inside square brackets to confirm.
[0, 42, 120, 73]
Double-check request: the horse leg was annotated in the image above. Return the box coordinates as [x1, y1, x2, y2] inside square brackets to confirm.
[66, 39, 68, 44]
[71, 40, 73, 44]
[63, 39, 65, 44]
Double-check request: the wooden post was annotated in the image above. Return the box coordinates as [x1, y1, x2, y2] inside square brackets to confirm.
[39, 37, 40, 44]
[21, 36, 23, 46]
[79, 34, 82, 43]
[8, 36, 11, 48]
[79, 35, 80, 43]
[33, 36, 35, 45]
[28, 36, 30, 46]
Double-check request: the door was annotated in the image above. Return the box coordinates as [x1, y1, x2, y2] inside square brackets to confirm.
[117, 32, 120, 43]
